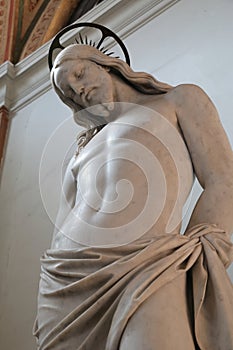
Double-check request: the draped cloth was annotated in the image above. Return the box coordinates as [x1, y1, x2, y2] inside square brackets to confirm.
[34, 223, 233, 349]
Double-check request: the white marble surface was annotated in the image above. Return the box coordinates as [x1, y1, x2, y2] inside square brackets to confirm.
[0, 0, 233, 348]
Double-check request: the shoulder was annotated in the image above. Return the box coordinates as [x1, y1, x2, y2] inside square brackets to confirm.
[168, 83, 209, 102]
[166, 83, 216, 120]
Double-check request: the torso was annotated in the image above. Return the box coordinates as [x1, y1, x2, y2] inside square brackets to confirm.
[52, 90, 194, 249]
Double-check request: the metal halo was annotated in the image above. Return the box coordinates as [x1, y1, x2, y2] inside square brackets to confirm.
[48, 22, 131, 70]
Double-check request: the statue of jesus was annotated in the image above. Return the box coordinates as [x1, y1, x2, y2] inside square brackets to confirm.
[34, 23, 233, 350]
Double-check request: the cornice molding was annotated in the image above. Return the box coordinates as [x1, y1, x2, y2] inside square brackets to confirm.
[0, 0, 180, 114]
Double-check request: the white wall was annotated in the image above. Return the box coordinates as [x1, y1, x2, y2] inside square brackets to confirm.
[0, 90, 74, 349]
[125, 0, 233, 143]
[0, 0, 233, 349]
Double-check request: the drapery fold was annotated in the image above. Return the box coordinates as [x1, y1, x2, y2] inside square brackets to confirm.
[34, 223, 233, 349]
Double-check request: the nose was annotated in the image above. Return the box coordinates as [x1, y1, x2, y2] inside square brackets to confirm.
[78, 86, 85, 96]
[72, 85, 85, 97]
[70, 84, 86, 105]
[69, 80, 85, 97]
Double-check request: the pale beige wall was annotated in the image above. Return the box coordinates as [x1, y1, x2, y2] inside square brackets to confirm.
[0, 0, 233, 349]
[0, 90, 75, 349]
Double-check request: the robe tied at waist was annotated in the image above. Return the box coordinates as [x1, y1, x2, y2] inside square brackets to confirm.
[34, 223, 233, 350]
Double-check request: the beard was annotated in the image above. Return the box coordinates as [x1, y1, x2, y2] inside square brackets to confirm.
[86, 102, 114, 117]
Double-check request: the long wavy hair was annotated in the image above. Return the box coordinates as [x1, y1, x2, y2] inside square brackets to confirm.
[51, 44, 172, 129]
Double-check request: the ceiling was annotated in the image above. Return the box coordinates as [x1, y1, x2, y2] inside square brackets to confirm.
[0, 0, 103, 65]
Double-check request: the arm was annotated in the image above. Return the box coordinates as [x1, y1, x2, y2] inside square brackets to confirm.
[174, 84, 233, 234]
[52, 157, 76, 240]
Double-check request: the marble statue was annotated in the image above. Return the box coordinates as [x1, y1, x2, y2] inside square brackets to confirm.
[34, 23, 233, 349]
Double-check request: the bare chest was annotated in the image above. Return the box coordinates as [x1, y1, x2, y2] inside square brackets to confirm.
[72, 105, 193, 204]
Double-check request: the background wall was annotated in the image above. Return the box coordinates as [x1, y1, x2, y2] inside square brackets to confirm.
[0, 0, 233, 349]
